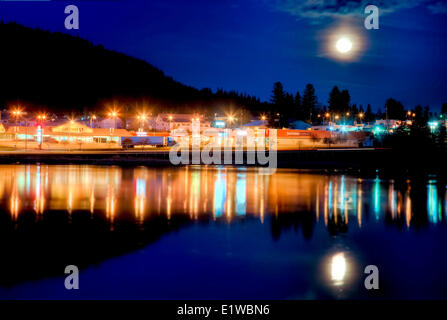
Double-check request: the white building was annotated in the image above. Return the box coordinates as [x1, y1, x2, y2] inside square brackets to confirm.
[97, 118, 124, 129]
[154, 113, 211, 132]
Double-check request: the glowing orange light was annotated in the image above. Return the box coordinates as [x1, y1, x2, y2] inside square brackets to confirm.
[11, 108, 22, 117]
[138, 113, 147, 121]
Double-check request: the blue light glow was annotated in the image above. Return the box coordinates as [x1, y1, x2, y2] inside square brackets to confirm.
[235, 174, 246, 216]
[214, 173, 226, 217]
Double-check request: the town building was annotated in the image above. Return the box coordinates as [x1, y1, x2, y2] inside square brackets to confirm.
[154, 113, 211, 132]
[242, 119, 268, 129]
[97, 118, 124, 129]
[0, 121, 132, 148]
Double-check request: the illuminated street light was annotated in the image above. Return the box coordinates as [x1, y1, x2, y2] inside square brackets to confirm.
[357, 112, 364, 124]
[108, 110, 119, 129]
[167, 115, 173, 130]
[10, 107, 23, 149]
[90, 114, 97, 128]
[226, 114, 236, 128]
[137, 113, 148, 130]
[137, 114, 147, 121]
[11, 108, 22, 119]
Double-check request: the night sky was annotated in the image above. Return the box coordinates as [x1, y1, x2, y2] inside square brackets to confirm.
[0, 0, 446, 111]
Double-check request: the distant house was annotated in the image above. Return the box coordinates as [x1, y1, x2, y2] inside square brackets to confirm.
[154, 113, 211, 132]
[242, 120, 268, 129]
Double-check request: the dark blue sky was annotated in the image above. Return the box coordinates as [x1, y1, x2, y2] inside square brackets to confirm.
[0, 0, 446, 111]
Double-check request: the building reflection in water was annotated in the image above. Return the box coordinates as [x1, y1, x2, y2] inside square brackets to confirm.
[213, 169, 226, 218]
[427, 180, 441, 224]
[10, 180, 19, 222]
[134, 176, 146, 223]
[34, 165, 45, 215]
[106, 183, 116, 229]
[0, 165, 445, 233]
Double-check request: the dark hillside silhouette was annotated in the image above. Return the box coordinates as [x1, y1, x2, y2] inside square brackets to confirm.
[0, 22, 261, 114]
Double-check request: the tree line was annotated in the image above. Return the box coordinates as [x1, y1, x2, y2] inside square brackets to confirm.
[267, 81, 447, 128]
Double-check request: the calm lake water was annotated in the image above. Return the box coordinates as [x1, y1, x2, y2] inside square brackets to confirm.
[0, 164, 446, 299]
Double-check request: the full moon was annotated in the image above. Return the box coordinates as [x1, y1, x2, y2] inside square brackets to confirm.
[336, 37, 353, 53]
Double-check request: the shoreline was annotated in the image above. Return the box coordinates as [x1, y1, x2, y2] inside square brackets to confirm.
[0, 148, 443, 176]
